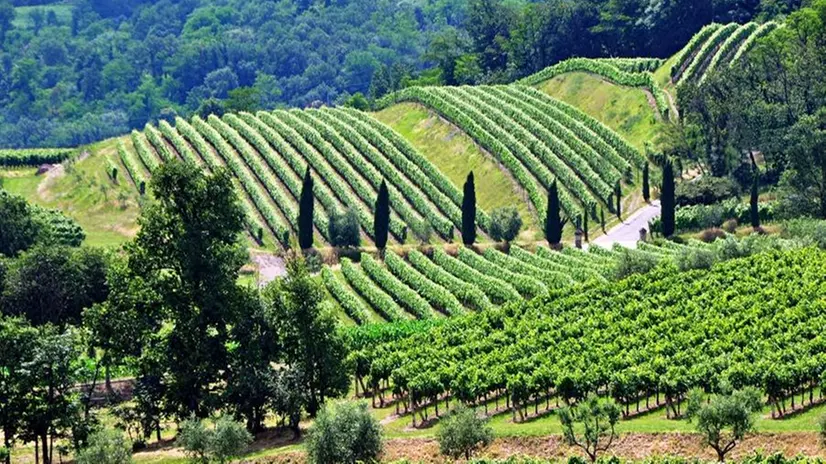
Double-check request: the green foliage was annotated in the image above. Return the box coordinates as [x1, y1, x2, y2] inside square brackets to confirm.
[612, 247, 661, 279]
[675, 176, 739, 206]
[685, 388, 763, 462]
[75, 429, 134, 464]
[342, 93, 370, 111]
[462, 172, 477, 245]
[374, 181, 390, 249]
[559, 395, 621, 463]
[0, 148, 74, 166]
[661, 158, 675, 237]
[436, 405, 493, 460]
[306, 401, 383, 464]
[329, 209, 361, 248]
[361, 253, 433, 320]
[299, 168, 315, 249]
[179, 416, 252, 464]
[488, 206, 522, 242]
[650, 199, 775, 233]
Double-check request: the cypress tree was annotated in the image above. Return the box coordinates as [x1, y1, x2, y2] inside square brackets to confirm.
[642, 162, 650, 203]
[661, 158, 676, 237]
[600, 208, 605, 232]
[583, 211, 589, 241]
[374, 180, 390, 250]
[615, 181, 622, 219]
[462, 172, 476, 245]
[298, 168, 314, 249]
[545, 180, 563, 247]
[750, 169, 760, 229]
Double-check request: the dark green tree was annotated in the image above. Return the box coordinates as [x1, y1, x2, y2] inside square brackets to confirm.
[614, 181, 622, 219]
[328, 209, 360, 248]
[750, 168, 760, 229]
[374, 180, 390, 250]
[299, 168, 315, 249]
[0, 191, 40, 257]
[462, 172, 477, 245]
[306, 401, 383, 464]
[661, 158, 676, 237]
[488, 206, 522, 243]
[436, 404, 493, 460]
[545, 180, 565, 248]
[642, 162, 650, 203]
[0, 317, 38, 464]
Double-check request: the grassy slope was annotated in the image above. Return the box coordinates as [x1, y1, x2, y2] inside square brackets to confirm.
[538, 71, 666, 151]
[373, 102, 541, 241]
[0, 137, 141, 247]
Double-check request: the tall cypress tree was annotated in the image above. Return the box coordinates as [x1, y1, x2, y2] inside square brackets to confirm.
[583, 211, 589, 241]
[298, 168, 314, 249]
[374, 180, 390, 249]
[661, 158, 675, 237]
[750, 169, 760, 229]
[545, 180, 564, 247]
[615, 181, 622, 219]
[462, 172, 476, 245]
[642, 162, 650, 203]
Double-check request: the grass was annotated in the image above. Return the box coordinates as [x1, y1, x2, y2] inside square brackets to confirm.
[538, 72, 666, 151]
[373, 103, 541, 242]
[12, 3, 73, 29]
[0, 137, 142, 248]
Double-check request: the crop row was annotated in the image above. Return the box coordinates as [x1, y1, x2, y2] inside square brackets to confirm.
[456, 246, 547, 298]
[116, 140, 146, 192]
[729, 22, 781, 67]
[322, 267, 371, 324]
[384, 251, 466, 317]
[361, 253, 433, 320]
[341, 258, 406, 322]
[678, 23, 740, 85]
[670, 23, 723, 81]
[144, 124, 176, 163]
[131, 130, 160, 173]
[598, 57, 663, 73]
[0, 148, 74, 166]
[700, 22, 758, 84]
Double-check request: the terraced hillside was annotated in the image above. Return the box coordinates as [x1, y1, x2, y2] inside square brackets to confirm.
[671, 21, 781, 85]
[322, 239, 729, 325]
[377, 85, 644, 222]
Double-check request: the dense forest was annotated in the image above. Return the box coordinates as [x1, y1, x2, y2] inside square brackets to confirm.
[0, 0, 800, 148]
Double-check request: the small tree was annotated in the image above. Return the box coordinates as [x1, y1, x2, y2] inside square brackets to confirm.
[685, 387, 762, 462]
[462, 173, 477, 245]
[558, 394, 621, 463]
[306, 401, 383, 464]
[299, 168, 315, 249]
[488, 207, 522, 243]
[614, 181, 622, 219]
[642, 162, 650, 203]
[179, 416, 252, 464]
[374, 180, 390, 250]
[75, 429, 133, 464]
[661, 158, 676, 237]
[545, 180, 566, 248]
[436, 405, 493, 460]
[750, 169, 760, 230]
[329, 209, 360, 248]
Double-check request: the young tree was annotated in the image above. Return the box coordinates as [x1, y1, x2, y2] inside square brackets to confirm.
[642, 162, 650, 203]
[488, 206, 522, 243]
[462, 172, 477, 245]
[559, 394, 621, 463]
[750, 168, 760, 230]
[686, 387, 762, 462]
[544, 180, 566, 248]
[306, 401, 383, 464]
[299, 168, 315, 249]
[374, 180, 390, 250]
[329, 209, 360, 248]
[264, 255, 350, 418]
[436, 405, 494, 460]
[661, 158, 676, 237]
[179, 416, 252, 464]
[75, 429, 133, 464]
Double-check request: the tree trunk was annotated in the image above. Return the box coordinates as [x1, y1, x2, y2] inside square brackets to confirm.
[41, 433, 49, 464]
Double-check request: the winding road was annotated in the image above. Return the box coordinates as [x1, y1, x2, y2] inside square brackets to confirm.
[592, 200, 661, 249]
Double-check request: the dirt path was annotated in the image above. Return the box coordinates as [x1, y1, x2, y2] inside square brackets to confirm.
[592, 200, 660, 249]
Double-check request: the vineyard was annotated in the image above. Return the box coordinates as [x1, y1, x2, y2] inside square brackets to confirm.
[0, 148, 76, 166]
[322, 236, 784, 325]
[344, 246, 826, 426]
[377, 85, 644, 221]
[671, 21, 781, 85]
[107, 85, 641, 249]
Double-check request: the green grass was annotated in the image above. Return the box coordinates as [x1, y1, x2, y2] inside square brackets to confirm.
[0, 137, 142, 248]
[373, 103, 541, 241]
[12, 3, 73, 29]
[538, 72, 666, 151]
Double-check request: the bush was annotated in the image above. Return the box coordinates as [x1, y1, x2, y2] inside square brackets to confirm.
[75, 429, 134, 464]
[819, 413, 826, 446]
[409, 219, 433, 244]
[699, 228, 726, 243]
[179, 416, 252, 464]
[782, 219, 826, 249]
[436, 405, 494, 460]
[678, 248, 716, 271]
[328, 209, 361, 248]
[649, 199, 775, 234]
[488, 207, 523, 243]
[722, 218, 738, 233]
[613, 248, 661, 280]
[675, 176, 739, 206]
[306, 400, 383, 464]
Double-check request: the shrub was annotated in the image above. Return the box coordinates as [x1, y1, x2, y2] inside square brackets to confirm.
[675, 176, 739, 206]
[436, 405, 494, 460]
[819, 413, 826, 446]
[306, 400, 383, 464]
[699, 228, 726, 243]
[613, 249, 660, 279]
[409, 219, 433, 244]
[179, 416, 252, 464]
[75, 429, 134, 464]
[722, 218, 738, 233]
[678, 248, 716, 271]
[328, 209, 361, 248]
[559, 394, 621, 463]
[488, 207, 523, 242]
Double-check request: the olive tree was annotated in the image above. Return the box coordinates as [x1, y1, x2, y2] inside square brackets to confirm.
[558, 394, 621, 463]
[685, 387, 762, 462]
[436, 405, 493, 460]
[306, 400, 382, 464]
